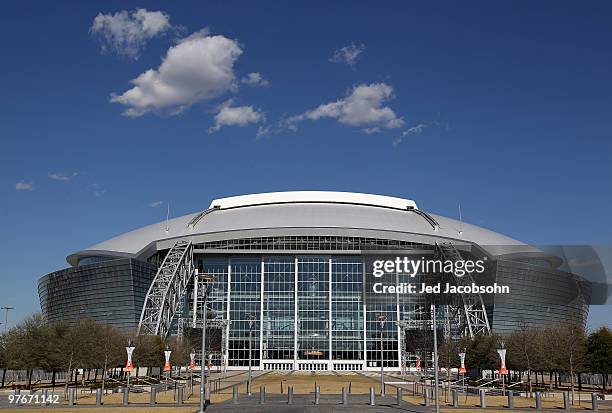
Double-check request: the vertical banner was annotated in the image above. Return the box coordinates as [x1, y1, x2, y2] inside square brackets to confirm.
[189, 352, 196, 371]
[497, 348, 508, 375]
[125, 345, 135, 372]
[164, 350, 172, 372]
[458, 352, 466, 374]
[416, 357, 421, 370]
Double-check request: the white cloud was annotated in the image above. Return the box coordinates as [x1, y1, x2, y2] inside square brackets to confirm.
[15, 181, 33, 191]
[48, 172, 78, 181]
[88, 183, 107, 197]
[393, 123, 428, 146]
[149, 201, 163, 207]
[111, 30, 243, 117]
[241, 72, 269, 87]
[209, 102, 265, 133]
[329, 43, 365, 67]
[288, 83, 404, 132]
[91, 8, 171, 59]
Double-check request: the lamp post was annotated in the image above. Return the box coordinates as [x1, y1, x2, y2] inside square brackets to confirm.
[431, 305, 440, 413]
[1, 307, 14, 334]
[199, 272, 214, 413]
[247, 313, 256, 396]
[377, 314, 387, 397]
[125, 340, 135, 397]
[497, 340, 508, 396]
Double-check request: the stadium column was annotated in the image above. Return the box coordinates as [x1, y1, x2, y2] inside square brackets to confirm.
[328, 258, 333, 371]
[293, 257, 299, 370]
[396, 271, 401, 370]
[259, 259, 265, 370]
[362, 257, 368, 371]
[226, 262, 232, 372]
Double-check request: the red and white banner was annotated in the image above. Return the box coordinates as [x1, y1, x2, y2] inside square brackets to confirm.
[416, 357, 421, 370]
[125, 346, 135, 372]
[164, 350, 172, 372]
[497, 348, 508, 375]
[458, 352, 466, 374]
[189, 352, 196, 371]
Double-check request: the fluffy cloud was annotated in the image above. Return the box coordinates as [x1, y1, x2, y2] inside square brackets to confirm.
[149, 201, 164, 207]
[329, 43, 365, 67]
[289, 83, 404, 132]
[241, 72, 269, 87]
[209, 102, 265, 133]
[48, 172, 78, 181]
[15, 181, 33, 191]
[393, 124, 428, 146]
[91, 8, 171, 59]
[111, 30, 243, 117]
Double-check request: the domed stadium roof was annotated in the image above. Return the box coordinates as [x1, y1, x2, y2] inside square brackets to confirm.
[68, 191, 541, 266]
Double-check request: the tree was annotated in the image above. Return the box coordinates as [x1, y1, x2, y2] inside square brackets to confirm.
[134, 335, 165, 376]
[0, 333, 6, 387]
[506, 323, 538, 395]
[586, 327, 612, 393]
[556, 324, 587, 403]
[465, 334, 500, 376]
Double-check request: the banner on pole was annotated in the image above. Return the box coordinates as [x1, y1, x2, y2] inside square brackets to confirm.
[164, 350, 172, 372]
[125, 346, 135, 372]
[497, 348, 508, 375]
[458, 352, 466, 374]
[189, 352, 196, 371]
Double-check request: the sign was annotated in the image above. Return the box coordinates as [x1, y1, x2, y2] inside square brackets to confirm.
[458, 352, 466, 374]
[497, 348, 508, 375]
[164, 349, 172, 372]
[125, 345, 135, 372]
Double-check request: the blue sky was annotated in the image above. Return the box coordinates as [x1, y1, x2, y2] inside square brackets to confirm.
[1, 1, 611, 330]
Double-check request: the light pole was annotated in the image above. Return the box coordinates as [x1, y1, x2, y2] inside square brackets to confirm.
[1, 307, 14, 334]
[247, 313, 256, 396]
[199, 273, 214, 413]
[377, 314, 387, 397]
[125, 339, 135, 398]
[431, 305, 440, 413]
[497, 340, 508, 396]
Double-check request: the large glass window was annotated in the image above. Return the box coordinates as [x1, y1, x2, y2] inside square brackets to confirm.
[297, 257, 329, 360]
[262, 258, 295, 360]
[332, 258, 364, 360]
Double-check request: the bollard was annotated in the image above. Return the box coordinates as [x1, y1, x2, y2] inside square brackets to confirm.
[480, 389, 486, 408]
[233, 385, 238, 404]
[535, 392, 542, 410]
[259, 385, 265, 404]
[95, 388, 102, 406]
[68, 388, 75, 406]
[369, 387, 375, 406]
[123, 387, 129, 406]
[288, 386, 293, 404]
[397, 387, 403, 405]
[424, 387, 430, 407]
[315, 385, 320, 405]
[177, 386, 184, 405]
[150, 386, 157, 405]
[591, 393, 598, 411]
[342, 386, 348, 405]
[508, 391, 514, 409]
[563, 392, 570, 411]
[349, 381, 352, 394]
[42, 389, 49, 407]
[205, 386, 211, 403]
[452, 389, 458, 407]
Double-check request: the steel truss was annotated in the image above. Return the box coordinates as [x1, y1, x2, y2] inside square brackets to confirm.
[138, 240, 195, 336]
[436, 242, 491, 337]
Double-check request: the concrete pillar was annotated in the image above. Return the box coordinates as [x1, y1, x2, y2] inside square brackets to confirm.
[232, 385, 238, 404]
[479, 389, 486, 408]
[397, 387, 403, 405]
[177, 386, 184, 405]
[122, 387, 129, 406]
[369, 387, 375, 406]
[591, 393, 598, 411]
[95, 388, 102, 406]
[563, 392, 570, 411]
[508, 391, 514, 409]
[535, 391, 542, 410]
[315, 385, 320, 405]
[259, 385, 265, 404]
[342, 387, 348, 405]
[150, 386, 157, 405]
[452, 389, 458, 407]
[424, 387, 430, 406]
[68, 388, 75, 406]
[288, 386, 293, 404]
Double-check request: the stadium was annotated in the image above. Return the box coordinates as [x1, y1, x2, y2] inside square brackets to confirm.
[38, 191, 590, 372]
